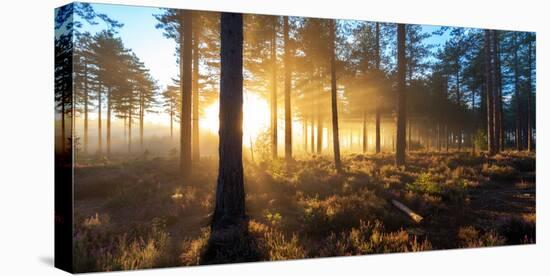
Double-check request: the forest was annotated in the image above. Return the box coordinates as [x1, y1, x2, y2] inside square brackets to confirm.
[55, 3, 536, 272]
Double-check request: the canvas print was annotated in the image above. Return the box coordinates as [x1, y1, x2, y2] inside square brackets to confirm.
[55, 2, 536, 273]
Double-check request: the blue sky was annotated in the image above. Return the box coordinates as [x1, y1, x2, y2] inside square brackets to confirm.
[83, 3, 179, 90]
[79, 3, 451, 90]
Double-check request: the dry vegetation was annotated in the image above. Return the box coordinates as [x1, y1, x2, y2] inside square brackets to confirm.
[73, 151, 535, 272]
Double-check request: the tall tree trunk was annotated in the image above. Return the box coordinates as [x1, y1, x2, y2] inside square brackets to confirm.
[455, 60, 462, 152]
[128, 109, 132, 153]
[329, 19, 342, 173]
[83, 62, 89, 154]
[107, 87, 112, 156]
[513, 33, 522, 151]
[375, 22, 381, 154]
[170, 102, 174, 140]
[437, 123, 441, 152]
[123, 117, 127, 143]
[139, 89, 144, 151]
[180, 10, 193, 179]
[61, 92, 66, 154]
[316, 73, 323, 154]
[317, 113, 323, 154]
[271, 16, 278, 159]
[284, 16, 292, 161]
[395, 24, 407, 166]
[445, 125, 449, 152]
[213, 12, 245, 230]
[98, 84, 102, 155]
[527, 39, 533, 151]
[192, 14, 201, 161]
[407, 119, 411, 152]
[493, 30, 503, 152]
[484, 30, 496, 155]
[310, 116, 315, 153]
[303, 120, 307, 152]
[362, 109, 367, 153]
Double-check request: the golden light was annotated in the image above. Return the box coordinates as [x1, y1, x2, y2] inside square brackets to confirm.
[201, 92, 270, 142]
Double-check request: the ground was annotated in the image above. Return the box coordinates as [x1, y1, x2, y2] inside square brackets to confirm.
[72, 151, 536, 272]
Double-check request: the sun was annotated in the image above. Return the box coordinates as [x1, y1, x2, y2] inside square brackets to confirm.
[201, 92, 270, 142]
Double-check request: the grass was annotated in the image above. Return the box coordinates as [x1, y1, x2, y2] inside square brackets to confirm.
[73, 151, 536, 272]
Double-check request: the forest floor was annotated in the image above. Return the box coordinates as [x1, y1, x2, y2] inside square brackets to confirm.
[72, 151, 536, 272]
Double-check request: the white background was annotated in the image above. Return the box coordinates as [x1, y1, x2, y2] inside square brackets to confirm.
[0, 0, 548, 275]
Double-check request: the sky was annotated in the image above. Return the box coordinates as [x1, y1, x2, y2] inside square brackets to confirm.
[81, 3, 451, 90]
[74, 3, 452, 128]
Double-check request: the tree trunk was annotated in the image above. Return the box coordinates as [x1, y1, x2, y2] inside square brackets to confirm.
[98, 84, 102, 155]
[107, 86, 111, 156]
[445, 124, 449, 152]
[395, 24, 407, 166]
[310, 116, 315, 153]
[329, 20, 342, 173]
[513, 33, 522, 151]
[484, 30, 496, 155]
[375, 22, 381, 154]
[83, 62, 89, 154]
[407, 119, 411, 152]
[170, 102, 174, 140]
[493, 30, 503, 152]
[61, 91, 66, 154]
[139, 89, 144, 151]
[284, 16, 292, 161]
[362, 109, 367, 153]
[192, 14, 201, 161]
[213, 12, 245, 230]
[271, 16, 278, 159]
[316, 73, 323, 154]
[527, 39, 533, 151]
[180, 10, 193, 179]
[437, 123, 441, 152]
[128, 109, 132, 153]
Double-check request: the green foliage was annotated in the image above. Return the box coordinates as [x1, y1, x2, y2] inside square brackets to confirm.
[407, 172, 442, 195]
[474, 129, 488, 151]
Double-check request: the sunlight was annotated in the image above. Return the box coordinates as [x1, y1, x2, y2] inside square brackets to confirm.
[201, 92, 270, 142]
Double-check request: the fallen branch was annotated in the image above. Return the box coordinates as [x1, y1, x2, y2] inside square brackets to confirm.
[392, 199, 423, 223]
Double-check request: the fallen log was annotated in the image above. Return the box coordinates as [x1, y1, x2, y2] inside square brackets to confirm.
[392, 199, 423, 223]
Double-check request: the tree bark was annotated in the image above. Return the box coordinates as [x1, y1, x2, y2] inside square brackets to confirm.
[527, 39, 533, 151]
[98, 84, 102, 155]
[493, 30, 503, 152]
[284, 16, 292, 161]
[513, 33, 522, 151]
[395, 24, 407, 166]
[271, 16, 278, 159]
[128, 108, 132, 153]
[139, 89, 144, 151]
[212, 12, 245, 230]
[180, 10, 193, 179]
[192, 13, 201, 161]
[362, 109, 367, 153]
[375, 22, 381, 154]
[484, 30, 496, 155]
[329, 20, 342, 173]
[83, 61, 89, 154]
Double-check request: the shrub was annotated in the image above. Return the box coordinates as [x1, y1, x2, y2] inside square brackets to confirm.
[74, 215, 170, 272]
[319, 220, 432, 257]
[498, 216, 536, 244]
[407, 173, 442, 196]
[457, 226, 506, 248]
[298, 190, 386, 236]
[481, 164, 517, 180]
